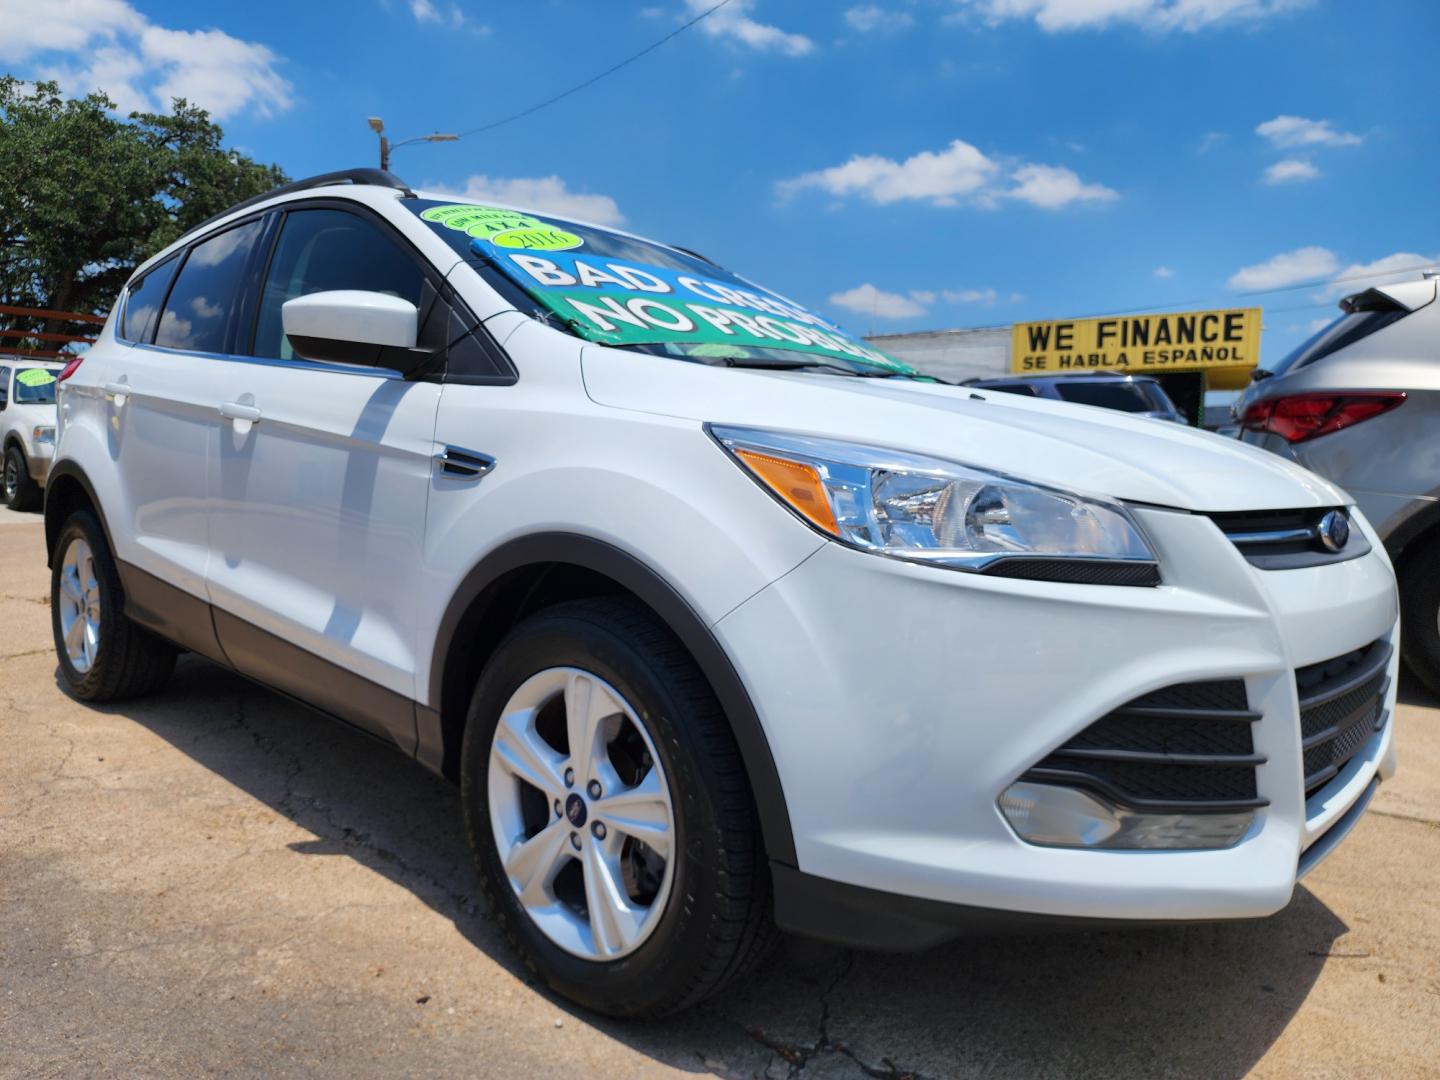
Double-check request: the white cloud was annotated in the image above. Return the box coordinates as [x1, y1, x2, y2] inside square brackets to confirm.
[779, 139, 1116, 210]
[1006, 163, 1117, 208]
[4, 0, 292, 119]
[1262, 158, 1319, 185]
[780, 139, 998, 206]
[1255, 115, 1362, 149]
[829, 283, 928, 319]
[1153, 265, 1175, 278]
[1228, 246, 1338, 290]
[1319, 252, 1440, 300]
[845, 5, 915, 31]
[943, 287, 1001, 305]
[954, 0, 1312, 32]
[431, 175, 627, 226]
[686, 0, 814, 56]
[409, 0, 480, 30]
[1195, 131, 1228, 153]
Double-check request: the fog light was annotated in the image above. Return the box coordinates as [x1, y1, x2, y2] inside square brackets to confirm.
[999, 782, 1254, 850]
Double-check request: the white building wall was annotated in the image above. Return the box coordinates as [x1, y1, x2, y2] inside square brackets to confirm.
[866, 327, 1012, 383]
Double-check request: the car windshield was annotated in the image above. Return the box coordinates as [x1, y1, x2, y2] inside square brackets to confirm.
[13, 367, 59, 405]
[1053, 379, 1169, 413]
[409, 199, 925, 379]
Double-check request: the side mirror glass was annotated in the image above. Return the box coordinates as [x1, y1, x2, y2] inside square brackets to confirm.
[282, 290, 429, 375]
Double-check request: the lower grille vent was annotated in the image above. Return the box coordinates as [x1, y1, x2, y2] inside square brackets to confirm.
[1022, 680, 1266, 812]
[1298, 640, 1390, 796]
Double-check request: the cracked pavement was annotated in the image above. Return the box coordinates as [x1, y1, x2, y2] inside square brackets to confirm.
[2, 503, 1438, 1078]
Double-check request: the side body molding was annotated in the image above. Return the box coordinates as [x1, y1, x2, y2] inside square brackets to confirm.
[423, 533, 798, 867]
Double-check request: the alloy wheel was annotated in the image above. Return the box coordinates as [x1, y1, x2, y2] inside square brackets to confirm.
[3, 457, 16, 502]
[488, 666, 676, 961]
[57, 537, 101, 673]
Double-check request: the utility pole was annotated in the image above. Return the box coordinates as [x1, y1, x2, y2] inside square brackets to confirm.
[368, 117, 458, 172]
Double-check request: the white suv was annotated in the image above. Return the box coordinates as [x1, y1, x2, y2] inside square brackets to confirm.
[45, 169, 1400, 1017]
[1, 359, 62, 511]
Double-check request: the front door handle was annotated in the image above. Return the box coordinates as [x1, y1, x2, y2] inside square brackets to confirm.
[218, 401, 262, 423]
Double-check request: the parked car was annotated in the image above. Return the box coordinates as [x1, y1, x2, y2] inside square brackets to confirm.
[0, 359, 63, 511]
[966, 371, 1188, 423]
[1235, 277, 1440, 694]
[44, 169, 1398, 1017]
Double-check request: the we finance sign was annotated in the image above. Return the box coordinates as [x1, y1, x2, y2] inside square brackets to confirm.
[1011, 308, 1261, 377]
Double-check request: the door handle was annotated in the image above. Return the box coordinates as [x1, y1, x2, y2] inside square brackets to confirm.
[218, 401, 262, 423]
[104, 381, 129, 405]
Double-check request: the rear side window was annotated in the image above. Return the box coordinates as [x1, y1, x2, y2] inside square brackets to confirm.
[983, 383, 1039, 397]
[1269, 290, 1412, 377]
[155, 218, 266, 354]
[120, 255, 179, 344]
[0, 367, 9, 410]
[251, 208, 426, 361]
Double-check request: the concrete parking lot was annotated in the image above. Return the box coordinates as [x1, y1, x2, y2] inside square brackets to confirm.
[2, 502, 1437, 1079]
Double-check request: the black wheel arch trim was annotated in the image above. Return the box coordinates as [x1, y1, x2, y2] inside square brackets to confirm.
[1386, 497, 1440, 565]
[43, 460, 118, 569]
[428, 532, 798, 867]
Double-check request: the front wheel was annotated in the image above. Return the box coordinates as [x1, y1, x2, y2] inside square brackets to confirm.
[51, 510, 177, 701]
[461, 598, 774, 1017]
[1401, 534, 1440, 699]
[4, 445, 41, 512]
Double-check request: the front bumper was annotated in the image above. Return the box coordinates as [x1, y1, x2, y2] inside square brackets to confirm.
[28, 450, 53, 485]
[716, 504, 1398, 940]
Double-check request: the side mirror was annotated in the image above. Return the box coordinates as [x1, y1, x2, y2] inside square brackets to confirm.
[282, 290, 431, 375]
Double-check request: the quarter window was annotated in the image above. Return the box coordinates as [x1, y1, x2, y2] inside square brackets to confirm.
[155, 219, 266, 354]
[120, 255, 180, 344]
[251, 209, 426, 361]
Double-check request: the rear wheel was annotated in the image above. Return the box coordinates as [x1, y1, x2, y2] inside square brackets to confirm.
[51, 510, 177, 701]
[1400, 533, 1440, 699]
[461, 598, 774, 1017]
[4, 445, 40, 512]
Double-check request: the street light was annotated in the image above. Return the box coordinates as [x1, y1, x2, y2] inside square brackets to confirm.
[367, 117, 458, 172]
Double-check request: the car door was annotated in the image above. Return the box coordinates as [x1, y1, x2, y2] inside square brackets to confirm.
[204, 203, 445, 751]
[107, 222, 263, 609]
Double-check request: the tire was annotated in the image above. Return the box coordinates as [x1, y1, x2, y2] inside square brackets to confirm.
[51, 509, 177, 701]
[4, 444, 40, 512]
[1400, 533, 1440, 699]
[461, 597, 775, 1018]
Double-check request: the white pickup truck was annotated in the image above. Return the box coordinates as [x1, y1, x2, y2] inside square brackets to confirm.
[0, 359, 63, 511]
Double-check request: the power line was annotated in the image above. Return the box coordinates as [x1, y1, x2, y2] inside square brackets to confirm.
[455, 1, 734, 139]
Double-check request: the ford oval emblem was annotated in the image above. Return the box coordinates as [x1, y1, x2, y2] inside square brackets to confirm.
[1317, 510, 1350, 553]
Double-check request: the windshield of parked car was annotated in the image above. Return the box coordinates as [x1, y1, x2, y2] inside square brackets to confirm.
[1053, 379, 1171, 414]
[410, 199, 924, 378]
[13, 367, 59, 405]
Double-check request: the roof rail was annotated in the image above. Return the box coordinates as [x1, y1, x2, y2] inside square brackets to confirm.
[173, 168, 413, 247]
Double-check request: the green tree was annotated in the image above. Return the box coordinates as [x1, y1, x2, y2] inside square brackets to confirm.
[0, 77, 287, 342]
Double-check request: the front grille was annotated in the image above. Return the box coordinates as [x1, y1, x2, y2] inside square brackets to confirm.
[1297, 640, 1391, 796]
[1207, 506, 1370, 570]
[1022, 681, 1266, 812]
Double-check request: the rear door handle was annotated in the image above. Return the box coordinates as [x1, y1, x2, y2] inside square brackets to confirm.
[104, 381, 129, 405]
[218, 401, 262, 423]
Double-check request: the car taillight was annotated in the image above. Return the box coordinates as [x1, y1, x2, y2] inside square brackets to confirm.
[1241, 392, 1406, 443]
[56, 356, 84, 383]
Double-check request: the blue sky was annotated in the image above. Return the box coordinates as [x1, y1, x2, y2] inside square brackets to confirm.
[4, 0, 1438, 365]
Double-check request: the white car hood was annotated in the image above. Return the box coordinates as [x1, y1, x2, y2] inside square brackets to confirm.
[581, 347, 1348, 513]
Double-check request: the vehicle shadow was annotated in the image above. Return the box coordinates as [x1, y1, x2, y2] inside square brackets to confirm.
[104, 654, 1346, 1080]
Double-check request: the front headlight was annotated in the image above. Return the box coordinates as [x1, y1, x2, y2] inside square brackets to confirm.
[711, 426, 1158, 584]
[32, 425, 55, 444]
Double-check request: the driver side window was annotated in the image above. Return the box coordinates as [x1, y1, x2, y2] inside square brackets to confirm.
[250, 208, 427, 361]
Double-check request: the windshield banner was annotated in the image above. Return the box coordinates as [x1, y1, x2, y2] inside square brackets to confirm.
[475, 243, 910, 372]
